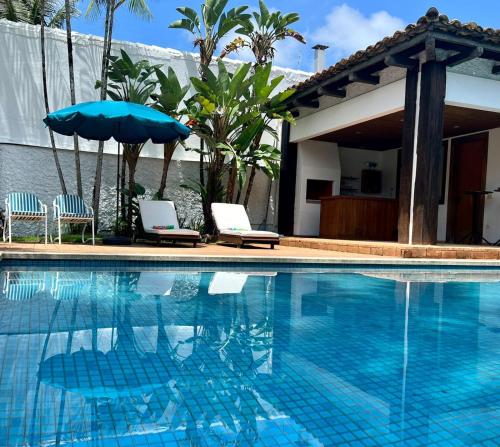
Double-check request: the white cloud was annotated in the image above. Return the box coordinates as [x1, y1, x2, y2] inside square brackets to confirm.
[312, 4, 405, 64]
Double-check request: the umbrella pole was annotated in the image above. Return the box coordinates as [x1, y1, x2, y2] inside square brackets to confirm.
[116, 142, 121, 231]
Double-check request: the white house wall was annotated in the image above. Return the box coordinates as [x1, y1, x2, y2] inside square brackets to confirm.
[289, 79, 406, 143]
[446, 72, 500, 113]
[483, 128, 500, 242]
[339, 147, 399, 199]
[294, 140, 341, 236]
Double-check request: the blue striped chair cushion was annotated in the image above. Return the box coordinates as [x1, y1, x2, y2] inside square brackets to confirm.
[54, 195, 92, 219]
[7, 193, 44, 214]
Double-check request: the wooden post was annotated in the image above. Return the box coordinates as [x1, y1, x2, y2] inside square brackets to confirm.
[278, 122, 298, 235]
[412, 61, 446, 244]
[398, 65, 419, 243]
[399, 61, 446, 245]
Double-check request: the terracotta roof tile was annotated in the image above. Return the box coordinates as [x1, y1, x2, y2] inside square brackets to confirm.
[294, 7, 500, 93]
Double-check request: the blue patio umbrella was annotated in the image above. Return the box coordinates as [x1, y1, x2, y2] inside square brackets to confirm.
[43, 100, 190, 144]
[44, 101, 190, 242]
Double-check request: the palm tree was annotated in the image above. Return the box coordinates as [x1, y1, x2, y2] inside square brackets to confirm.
[150, 67, 190, 200]
[87, 0, 152, 229]
[169, 0, 250, 231]
[221, 0, 305, 211]
[220, 0, 305, 65]
[1, 0, 77, 194]
[1, 0, 70, 26]
[63, 0, 82, 197]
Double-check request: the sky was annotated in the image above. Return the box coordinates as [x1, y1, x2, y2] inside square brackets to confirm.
[72, 0, 500, 72]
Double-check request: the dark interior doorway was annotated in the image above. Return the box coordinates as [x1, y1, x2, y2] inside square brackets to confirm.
[446, 133, 489, 243]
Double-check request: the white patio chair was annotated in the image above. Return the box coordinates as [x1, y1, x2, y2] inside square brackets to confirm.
[3, 192, 48, 243]
[53, 194, 95, 245]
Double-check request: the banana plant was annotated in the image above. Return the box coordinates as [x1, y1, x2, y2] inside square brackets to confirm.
[185, 60, 255, 232]
[96, 49, 160, 103]
[150, 67, 190, 200]
[237, 62, 295, 206]
[220, 0, 304, 211]
[220, 0, 305, 65]
[185, 60, 295, 231]
[169, 0, 250, 77]
[169, 0, 251, 228]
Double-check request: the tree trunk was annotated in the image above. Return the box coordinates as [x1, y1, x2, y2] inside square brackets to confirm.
[92, 0, 114, 230]
[40, 0, 67, 194]
[64, 0, 82, 197]
[126, 155, 137, 234]
[120, 152, 126, 221]
[260, 175, 273, 229]
[203, 169, 218, 235]
[226, 158, 237, 203]
[157, 142, 176, 199]
[243, 165, 256, 208]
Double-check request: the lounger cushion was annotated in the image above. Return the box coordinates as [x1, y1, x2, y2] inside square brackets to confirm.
[211, 203, 252, 232]
[145, 228, 200, 237]
[139, 200, 180, 231]
[220, 229, 279, 238]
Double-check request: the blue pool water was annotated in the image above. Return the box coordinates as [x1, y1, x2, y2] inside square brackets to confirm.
[0, 266, 498, 446]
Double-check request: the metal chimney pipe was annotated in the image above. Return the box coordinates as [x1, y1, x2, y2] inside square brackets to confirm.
[312, 44, 329, 72]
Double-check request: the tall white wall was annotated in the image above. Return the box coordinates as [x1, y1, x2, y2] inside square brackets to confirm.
[0, 20, 310, 230]
[294, 141, 341, 236]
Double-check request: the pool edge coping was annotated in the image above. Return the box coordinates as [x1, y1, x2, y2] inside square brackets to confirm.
[3, 250, 500, 267]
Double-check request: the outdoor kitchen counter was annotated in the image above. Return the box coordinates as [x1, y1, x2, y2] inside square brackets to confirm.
[319, 195, 398, 241]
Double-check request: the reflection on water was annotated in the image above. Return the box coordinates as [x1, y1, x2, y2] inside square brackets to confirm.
[0, 269, 498, 446]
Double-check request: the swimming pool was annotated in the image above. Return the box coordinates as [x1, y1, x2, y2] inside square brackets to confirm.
[0, 265, 498, 446]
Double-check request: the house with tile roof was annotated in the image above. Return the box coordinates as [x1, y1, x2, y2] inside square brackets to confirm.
[279, 7, 500, 246]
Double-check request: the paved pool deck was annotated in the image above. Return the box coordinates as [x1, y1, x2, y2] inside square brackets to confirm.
[2, 241, 500, 266]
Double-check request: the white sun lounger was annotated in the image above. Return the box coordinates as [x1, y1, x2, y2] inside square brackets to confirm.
[208, 271, 277, 295]
[211, 203, 280, 249]
[139, 200, 201, 247]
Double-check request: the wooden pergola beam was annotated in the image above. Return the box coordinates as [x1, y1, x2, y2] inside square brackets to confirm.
[385, 54, 418, 69]
[348, 71, 380, 85]
[445, 46, 484, 67]
[293, 98, 320, 109]
[317, 85, 346, 98]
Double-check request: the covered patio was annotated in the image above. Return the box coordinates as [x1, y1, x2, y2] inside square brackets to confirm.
[279, 8, 500, 247]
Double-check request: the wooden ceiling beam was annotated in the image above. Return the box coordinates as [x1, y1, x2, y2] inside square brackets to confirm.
[317, 85, 347, 98]
[293, 98, 320, 109]
[385, 54, 419, 69]
[348, 71, 380, 85]
[445, 46, 483, 67]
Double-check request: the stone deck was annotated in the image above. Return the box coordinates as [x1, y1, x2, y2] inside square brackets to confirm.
[1, 241, 500, 266]
[281, 237, 500, 259]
